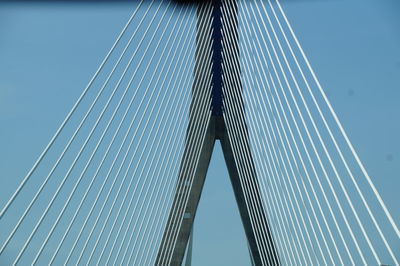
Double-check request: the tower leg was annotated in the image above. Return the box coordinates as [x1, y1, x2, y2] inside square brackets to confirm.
[154, 3, 215, 264]
[218, 117, 280, 265]
[154, 121, 215, 266]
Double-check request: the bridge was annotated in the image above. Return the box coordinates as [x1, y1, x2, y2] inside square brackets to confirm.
[0, 0, 399, 265]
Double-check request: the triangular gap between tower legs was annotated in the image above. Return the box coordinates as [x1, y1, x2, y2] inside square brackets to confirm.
[182, 151, 255, 266]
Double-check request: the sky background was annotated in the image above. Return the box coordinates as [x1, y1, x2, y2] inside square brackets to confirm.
[0, 0, 399, 265]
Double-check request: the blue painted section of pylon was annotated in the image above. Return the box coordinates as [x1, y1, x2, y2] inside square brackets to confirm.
[211, 0, 223, 116]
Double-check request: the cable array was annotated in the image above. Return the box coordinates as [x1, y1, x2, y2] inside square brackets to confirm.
[233, 0, 400, 265]
[0, 2, 198, 265]
[1, 0, 398, 265]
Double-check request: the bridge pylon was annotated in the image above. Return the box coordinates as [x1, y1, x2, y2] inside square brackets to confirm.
[155, 1, 280, 265]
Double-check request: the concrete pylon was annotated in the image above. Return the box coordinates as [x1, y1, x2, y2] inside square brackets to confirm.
[155, 1, 280, 265]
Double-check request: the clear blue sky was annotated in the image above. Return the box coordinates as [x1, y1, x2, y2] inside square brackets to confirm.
[0, 0, 399, 265]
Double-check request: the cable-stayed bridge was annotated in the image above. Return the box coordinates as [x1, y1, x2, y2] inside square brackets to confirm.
[0, 0, 399, 265]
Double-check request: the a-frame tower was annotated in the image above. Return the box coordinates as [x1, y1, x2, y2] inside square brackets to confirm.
[156, 1, 280, 265]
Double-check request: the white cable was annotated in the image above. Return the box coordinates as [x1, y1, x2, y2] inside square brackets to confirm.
[162, 111, 212, 266]
[140, 73, 212, 265]
[222, 5, 296, 262]
[84, 5, 184, 265]
[239, 4, 319, 265]
[104, 5, 212, 264]
[240, 2, 333, 265]
[135, 87, 212, 265]
[152, 83, 212, 266]
[222, 20, 277, 264]
[223, 32, 295, 266]
[32, 4, 179, 266]
[253, 1, 379, 264]
[158, 52, 213, 265]
[221, 10, 277, 265]
[250, 1, 366, 264]
[12, 4, 164, 266]
[274, 0, 400, 242]
[248, 4, 357, 266]
[223, 96, 271, 266]
[97, 9, 196, 264]
[0, 0, 146, 219]
[250, 2, 346, 264]
[102, 7, 196, 264]
[241, 5, 338, 264]
[155, 5, 214, 263]
[232, 6, 293, 266]
[266, 1, 398, 263]
[142, 16, 214, 266]
[112, 41, 197, 266]
[61, 2, 176, 264]
[225, 3, 320, 265]
[73, 4, 182, 265]
[0, 0, 151, 257]
[148, 98, 212, 265]
[135, 85, 195, 265]
[256, 2, 379, 263]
